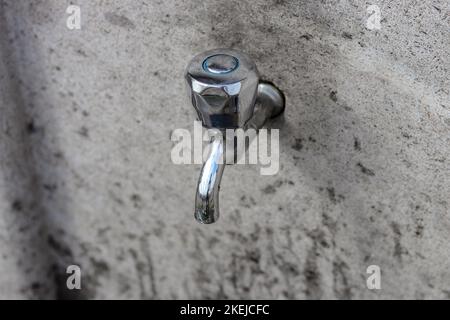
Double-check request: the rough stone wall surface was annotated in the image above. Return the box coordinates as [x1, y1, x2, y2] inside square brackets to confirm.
[0, 0, 448, 299]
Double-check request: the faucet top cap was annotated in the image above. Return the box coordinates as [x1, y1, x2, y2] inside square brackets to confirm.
[185, 48, 258, 85]
[202, 54, 239, 74]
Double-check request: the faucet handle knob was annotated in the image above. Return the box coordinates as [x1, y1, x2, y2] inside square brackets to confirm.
[185, 48, 260, 129]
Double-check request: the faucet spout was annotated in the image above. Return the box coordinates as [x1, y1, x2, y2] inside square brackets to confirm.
[195, 132, 225, 224]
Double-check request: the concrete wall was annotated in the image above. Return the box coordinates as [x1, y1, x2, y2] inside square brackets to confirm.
[0, 0, 449, 299]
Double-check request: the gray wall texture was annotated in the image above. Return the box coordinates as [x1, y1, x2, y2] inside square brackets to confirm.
[0, 0, 449, 299]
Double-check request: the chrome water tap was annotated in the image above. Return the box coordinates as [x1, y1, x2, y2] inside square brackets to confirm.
[185, 48, 285, 224]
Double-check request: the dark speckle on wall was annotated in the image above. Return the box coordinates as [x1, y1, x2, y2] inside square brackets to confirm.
[356, 162, 375, 176]
[104, 12, 136, 29]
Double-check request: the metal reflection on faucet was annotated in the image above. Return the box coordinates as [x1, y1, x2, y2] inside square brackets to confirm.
[195, 131, 224, 224]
